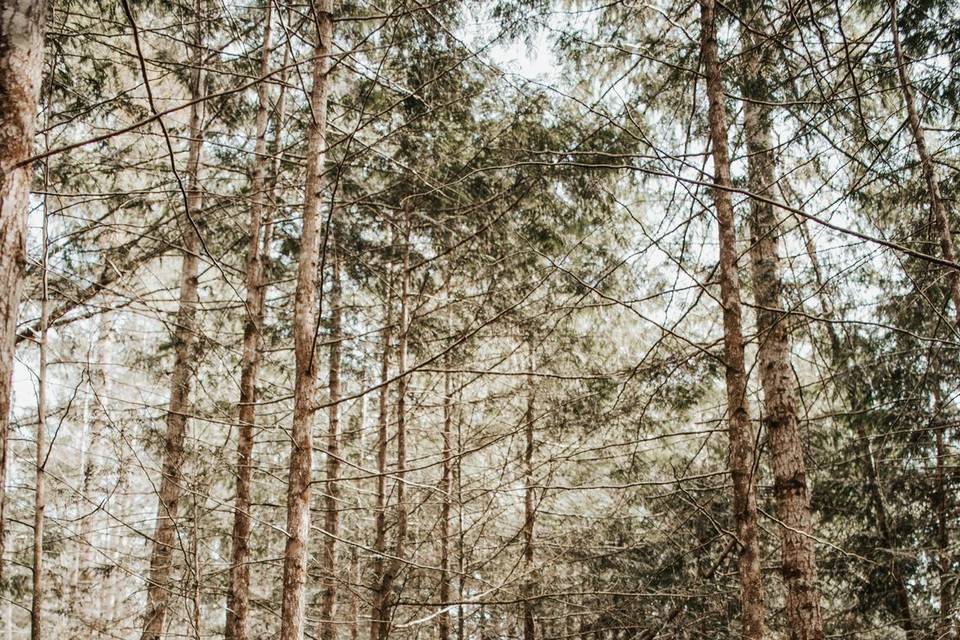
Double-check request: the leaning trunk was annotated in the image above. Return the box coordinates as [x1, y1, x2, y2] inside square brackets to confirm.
[699, 0, 765, 636]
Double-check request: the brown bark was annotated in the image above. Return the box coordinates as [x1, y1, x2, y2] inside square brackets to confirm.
[699, 0, 765, 636]
[224, 3, 280, 637]
[522, 359, 536, 640]
[0, 0, 47, 587]
[278, 2, 333, 638]
[741, 15, 824, 640]
[140, 48, 206, 640]
[320, 229, 343, 640]
[370, 287, 393, 640]
[439, 289, 452, 640]
[376, 227, 411, 640]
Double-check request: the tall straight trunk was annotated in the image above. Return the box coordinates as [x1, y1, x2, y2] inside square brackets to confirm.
[376, 228, 411, 640]
[797, 219, 917, 636]
[224, 3, 281, 637]
[741, 17, 824, 640]
[889, 0, 960, 326]
[320, 229, 343, 640]
[140, 45, 206, 640]
[699, 0, 765, 636]
[439, 285, 452, 640]
[370, 287, 393, 640]
[0, 0, 46, 587]
[521, 358, 536, 640]
[278, 2, 333, 638]
[30, 155, 49, 640]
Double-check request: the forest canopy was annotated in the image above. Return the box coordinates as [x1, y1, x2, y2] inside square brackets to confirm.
[0, 0, 959, 638]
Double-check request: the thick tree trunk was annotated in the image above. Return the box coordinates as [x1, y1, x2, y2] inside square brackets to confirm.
[741, 17, 824, 640]
[140, 51, 206, 640]
[224, 3, 279, 637]
[0, 0, 47, 587]
[278, 2, 333, 638]
[320, 230, 343, 640]
[699, 0, 765, 636]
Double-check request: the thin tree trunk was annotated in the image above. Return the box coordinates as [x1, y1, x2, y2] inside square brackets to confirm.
[224, 3, 280, 637]
[522, 359, 536, 640]
[377, 226, 411, 640]
[699, 0, 765, 636]
[741, 15, 824, 640]
[320, 228, 344, 640]
[0, 0, 47, 588]
[278, 2, 332, 638]
[370, 284, 393, 640]
[439, 286, 452, 640]
[30, 151, 50, 640]
[140, 41, 206, 640]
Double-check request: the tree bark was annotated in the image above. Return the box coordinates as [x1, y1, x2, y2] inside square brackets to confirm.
[522, 355, 536, 640]
[370, 284, 393, 640]
[320, 228, 343, 640]
[699, 0, 765, 636]
[30, 151, 49, 640]
[0, 0, 47, 587]
[741, 14, 824, 640]
[140, 43, 206, 640]
[224, 3, 280, 637]
[376, 226, 411, 640]
[278, 2, 333, 638]
[439, 281, 453, 640]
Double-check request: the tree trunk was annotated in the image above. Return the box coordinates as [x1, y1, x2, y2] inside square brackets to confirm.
[439, 287, 452, 640]
[278, 2, 332, 638]
[741, 15, 824, 640]
[522, 359, 536, 640]
[224, 3, 281, 637]
[699, 0, 765, 636]
[0, 0, 46, 587]
[31, 155, 50, 640]
[140, 44, 206, 640]
[377, 226, 411, 640]
[320, 228, 343, 640]
[370, 284, 393, 640]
